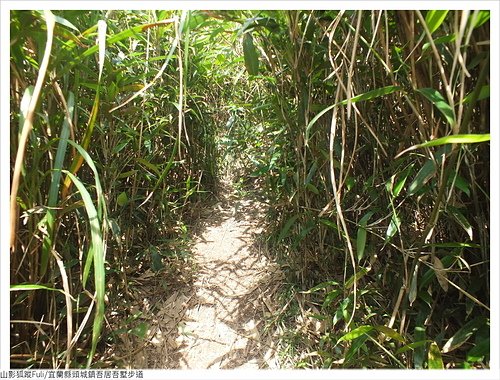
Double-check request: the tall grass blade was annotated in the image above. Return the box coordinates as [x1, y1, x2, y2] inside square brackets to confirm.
[62, 20, 106, 197]
[40, 91, 75, 277]
[61, 170, 105, 368]
[64, 140, 106, 288]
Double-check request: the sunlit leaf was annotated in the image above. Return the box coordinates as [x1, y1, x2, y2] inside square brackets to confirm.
[442, 316, 488, 353]
[409, 264, 419, 306]
[385, 213, 400, 240]
[396, 340, 433, 355]
[339, 85, 402, 105]
[303, 280, 339, 294]
[424, 10, 449, 34]
[338, 325, 374, 342]
[10, 283, 75, 301]
[428, 342, 444, 369]
[393, 164, 414, 197]
[422, 34, 455, 52]
[469, 10, 490, 28]
[417, 134, 490, 148]
[447, 206, 473, 240]
[97, 20, 107, 82]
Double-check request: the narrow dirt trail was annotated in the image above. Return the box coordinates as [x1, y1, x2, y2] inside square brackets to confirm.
[129, 184, 284, 369]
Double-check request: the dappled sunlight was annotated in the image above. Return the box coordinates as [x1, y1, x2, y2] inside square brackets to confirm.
[125, 183, 284, 369]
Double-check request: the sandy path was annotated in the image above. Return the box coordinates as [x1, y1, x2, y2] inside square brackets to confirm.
[130, 188, 283, 369]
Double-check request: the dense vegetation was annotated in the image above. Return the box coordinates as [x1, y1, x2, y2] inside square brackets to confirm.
[10, 9, 490, 369]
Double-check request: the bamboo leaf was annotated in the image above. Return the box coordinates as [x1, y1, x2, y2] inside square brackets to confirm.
[19, 86, 34, 133]
[240, 16, 279, 34]
[345, 267, 369, 289]
[428, 342, 444, 369]
[339, 85, 402, 105]
[462, 85, 490, 104]
[409, 264, 419, 306]
[407, 146, 451, 195]
[150, 247, 165, 272]
[466, 338, 490, 362]
[396, 340, 433, 355]
[385, 213, 400, 240]
[356, 211, 373, 261]
[338, 325, 374, 342]
[97, 20, 107, 82]
[469, 10, 490, 28]
[344, 334, 369, 363]
[422, 34, 455, 52]
[424, 10, 449, 34]
[52, 14, 80, 32]
[131, 322, 149, 339]
[65, 140, 105, 219]
[432, 256, 449, 292]
[278, 215, 299, 241]
[242, 32, 259, 75]
[448, 172, 471, 196]
[417, 134, 490, 148]
[447, 206, 473, 240]
[10, 283, 76, 301]
[117, 192, 129, 207]
[393, 163, 414, 197]
[319, 218, 339, 231]
[303, 280, 339, 294]
[374, 325, 406, 343]
[442, 316, 488, 353]
[60, 18, 176, 75]
[136, 158, 162, 177]
[306, 183, 320, 195]
[417, 88, 455, 126]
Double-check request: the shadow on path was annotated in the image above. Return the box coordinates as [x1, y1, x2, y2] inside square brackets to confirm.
[120, 183, 284, 369]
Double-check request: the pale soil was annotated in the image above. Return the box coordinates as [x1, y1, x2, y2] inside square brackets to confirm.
[118, 184, 284, 369]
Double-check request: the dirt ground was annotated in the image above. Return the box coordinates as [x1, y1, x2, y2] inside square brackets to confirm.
[117, 184, 284, 369]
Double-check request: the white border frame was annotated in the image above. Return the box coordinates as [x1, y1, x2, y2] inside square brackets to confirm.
[1, 2, 498, 379]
